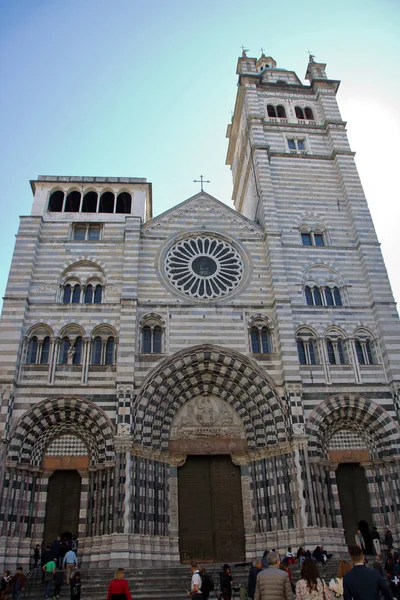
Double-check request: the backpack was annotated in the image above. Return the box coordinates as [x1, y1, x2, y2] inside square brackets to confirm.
[200, 571, 215, 595]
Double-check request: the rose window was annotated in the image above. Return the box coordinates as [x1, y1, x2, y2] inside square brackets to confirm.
[165, 236, 244, 299]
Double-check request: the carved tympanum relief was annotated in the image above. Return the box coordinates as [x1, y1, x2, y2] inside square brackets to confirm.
[170, 395, 245, 440]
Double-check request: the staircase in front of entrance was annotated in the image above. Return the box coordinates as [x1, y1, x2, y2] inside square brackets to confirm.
[22, 559, 363, 600]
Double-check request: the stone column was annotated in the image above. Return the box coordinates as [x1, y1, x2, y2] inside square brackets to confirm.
[292, 435, 308, 530]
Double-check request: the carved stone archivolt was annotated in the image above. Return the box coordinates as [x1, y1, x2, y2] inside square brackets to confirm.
[170, 394, 246, 440]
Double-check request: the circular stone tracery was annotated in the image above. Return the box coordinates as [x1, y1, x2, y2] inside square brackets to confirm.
[165, 236, 244, 299]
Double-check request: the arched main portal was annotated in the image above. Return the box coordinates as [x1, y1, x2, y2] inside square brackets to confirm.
[134, 345, 291, 562]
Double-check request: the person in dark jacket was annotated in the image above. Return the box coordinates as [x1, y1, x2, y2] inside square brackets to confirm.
[53, 565, 64, 599]
[220, 565, 233, 600]
[70, 570, 82, 600]
[343, 545, 392, 600]
[385, 529, 394, 551]
[41, 545, 53, 583]
[33, 545, 41, 569]
[248, 559, 262, 599]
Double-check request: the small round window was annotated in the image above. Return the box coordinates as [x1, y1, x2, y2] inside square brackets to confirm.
[165, 236, 244, 300]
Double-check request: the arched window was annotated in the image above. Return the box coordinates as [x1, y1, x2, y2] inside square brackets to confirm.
[27, 337, 38, 364]
[355, 340, 365, 365]
[40, 336, 51, 364]
[304, 285, 343, 307]
[333, 287, 342, 306]
[99, 192, 115, 213]
[65, 191, 81, 212]
[48, 190, 64, 212]
[300, 227, 326, 247]
[337, 339, 346, 364]
[94, 284, 102, 304]
[153, 327, 162, 353]
[276, 105, 286, 118]
[295, 106, 305, 119]
[72, 337, 82, 365]
[116, 192, 132, 214]
[59, 338, 71, 364]
[267, 104, 277, 117]
[325, 287, 334, 306]
[63, 284, 71, 304]
[355, 338, 375, 365]
[105, 337, 115, 365]
[82, 191, 98, 213]
[84, 284, 93, 304]
[304, 107, 314, 120]
[326, 340, 336, 364]
[72, 284, 81, 304]
[305, 286, 313, 305]
[296, 330, 318, 365]
[92, 336, 102, 365]
[141, 324, 163, 353]
[250, 326, 271, 353]
[313, 286, 323, 305]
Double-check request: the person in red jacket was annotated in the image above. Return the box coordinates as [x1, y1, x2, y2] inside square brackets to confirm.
[106, 568, 132, 600]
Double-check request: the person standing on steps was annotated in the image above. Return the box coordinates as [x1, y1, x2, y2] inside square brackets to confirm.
[354, 529, 365, 551]
[295, 558, 329, 600]
[385, 529, 394, 553]
[255, 552, 293, 600]
[63, 546, 78, 586]
[220, 565, 233, 600]
[343, 544, 393, 600]
[248, 559, 262, 600]
[70, 570, 82, 600]
[42, 557, 56, 600]
[106, 568, 132, 600]
[371, 527, 381, 556]
[188, 562, 203, 600]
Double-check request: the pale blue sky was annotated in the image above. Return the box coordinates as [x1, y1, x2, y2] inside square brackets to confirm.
[1, 0, 399, 311]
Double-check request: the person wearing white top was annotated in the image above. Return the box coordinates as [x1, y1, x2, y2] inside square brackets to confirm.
[188, 561, 202, 599]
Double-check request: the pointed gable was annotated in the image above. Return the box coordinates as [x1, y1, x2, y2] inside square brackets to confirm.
[142, 191, 263, 238]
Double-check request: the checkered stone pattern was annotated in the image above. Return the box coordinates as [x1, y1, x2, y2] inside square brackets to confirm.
[327, 429, 367, 451]
[117, 385, 133, 428]
[306, 394, 400, 459]
[248, 452, 295, 533]
[134, 345, 290, 450]
[130, 455, 169, 536]
[45, 434, 88, 456]
[8, 397, 115, 466]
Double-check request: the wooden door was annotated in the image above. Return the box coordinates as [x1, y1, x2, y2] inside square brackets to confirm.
[178, 455, 245, 562]
[43, 470, 81, 545]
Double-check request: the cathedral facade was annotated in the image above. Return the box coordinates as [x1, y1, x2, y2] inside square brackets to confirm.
[0, 53, 400, 569]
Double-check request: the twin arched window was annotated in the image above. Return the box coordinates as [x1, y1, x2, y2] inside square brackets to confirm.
[326, 338, 347, 365]
[355, 338, 375, 365]
[301, 230, 325, 246]
[27, 336, 51, 364]
[295, 106, 314, 120]
[250, 326, 272, 353]
[63, 283, 102, 304]
[142, 326, 162, 353]
[305, 285, 342, 307]
[91, 336, 115, 365]
[267, 104, 286, 119]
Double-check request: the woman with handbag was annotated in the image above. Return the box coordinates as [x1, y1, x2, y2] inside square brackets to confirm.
[328, 561, 352, 599]
[106, 568, 132, 600]
[295, 558, 330, 600]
